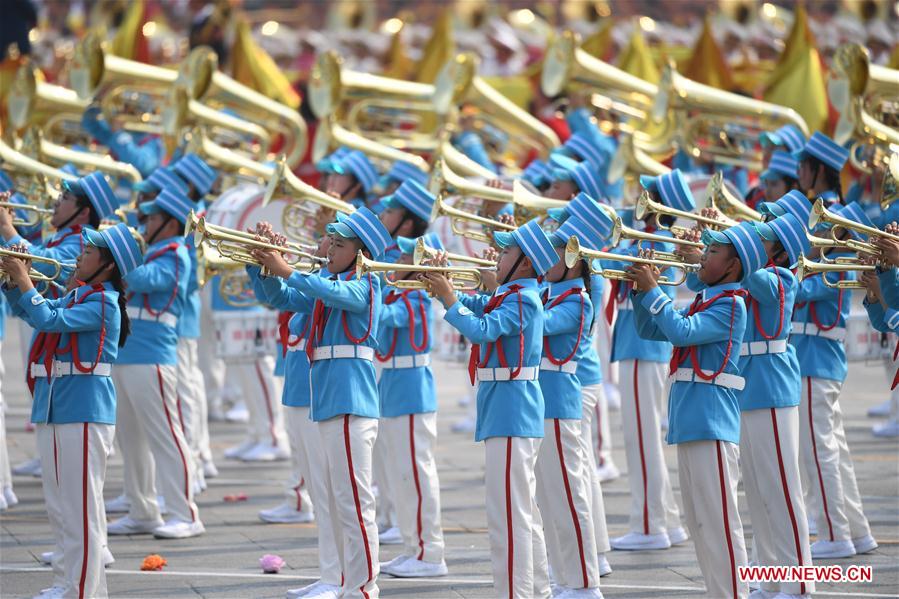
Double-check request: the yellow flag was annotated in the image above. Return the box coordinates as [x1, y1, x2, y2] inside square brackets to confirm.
[414, 10, 454, 84]
[682, 16, 734, 90]
[231, 18, 300, 110]
[109, 0, 149, 62]
[382, 21, 415, 80]
[763, 6, 827, 133]
[889, 44, 899, 70]
[580, 19, 614, 61]
[617, 27, 660, 84]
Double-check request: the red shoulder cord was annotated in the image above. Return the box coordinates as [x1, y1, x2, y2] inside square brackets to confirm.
[542, 287, 585, 366]
[278, 312, 311, 358]
[341, 272, 375, 344]
[304, 271, 376, 361]
[668, 290, 745, 381]
[126, 243, 180, 316]
[467, 285, 525, 385]
[795, 272, 845, 332]
[376, 289, 429, 362]
[749, 263, 785, 340]
[45, 225, 83, 249]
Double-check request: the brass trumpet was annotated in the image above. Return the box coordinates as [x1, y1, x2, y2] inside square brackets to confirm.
[355, 251, 485, 291]
[706, 172, 762, 223]
[0, 247, 68, 282]
[607, 131, 671, 183]
[635, 189, 737, 235]
[0, 201, 53, 227]
[564, 236, 699, 286]
[808, 198, 899, 256]
[601, 204, 704, 263]
[795, 254, 876, 289]
[429, 196, 515, 244]
[413, 237, 497, 268]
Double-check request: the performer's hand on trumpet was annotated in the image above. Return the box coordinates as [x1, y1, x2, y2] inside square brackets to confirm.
[872, 221, 899, 267]
[674, 227, 703, 264]
[627, 249, 662, 292]
[1, 243, 33, 290]
[419, 269, 456, 308]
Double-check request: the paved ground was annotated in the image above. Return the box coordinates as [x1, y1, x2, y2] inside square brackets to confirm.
[1, 323, 897, 598]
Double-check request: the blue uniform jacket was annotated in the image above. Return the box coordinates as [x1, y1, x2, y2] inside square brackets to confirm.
[118, 236, 190, 365]
[865, 268, 899, 332]
[634, 283, 747, 445]
[575, 273, 604, 387]
[539, 278, 594, 420]
[376, 287, 436, 417]
[4, 283, 120, 424]
[176, 202, 205, 339]
[444, 278, 545, 442]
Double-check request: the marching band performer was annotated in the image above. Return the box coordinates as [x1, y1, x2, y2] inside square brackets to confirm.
[746, 124, 807, 207]
[327, 150, 381, 211]
[759, 151, 801, 203]
[423, 219, 557, 599]
[796, 132, 850, 207]
[107, 190, 204, 539]
[2, 222, 142, 599]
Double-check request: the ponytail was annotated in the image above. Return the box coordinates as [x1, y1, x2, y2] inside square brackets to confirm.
[807, 156, 845, 205]
[580, 265, 597, 335]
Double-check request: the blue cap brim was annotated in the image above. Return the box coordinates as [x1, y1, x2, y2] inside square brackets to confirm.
[701, 229, 731, 246]
[138, 201, 162, 216]
[396, 236, 416, 255]
[133, 180, 159, 193]
[493, 231, 518, 249]
[547, 207, 567, 222]
[550, 232, 567, 247]
[752, 221, 778, 242]
[330, 162, 348, 176]
[61, 179, 85, 196]
[759, 132, 781, 148]
[639, 175, 656, 190]
[326, 221, 357, 239]
[757, 202, 785, 217]
[82, 228, 108, 248]
[760, 169, 780, 182]
[549, 153, 579, 172]
[379, 195, 401, 210]
[552, 168, 573, 182]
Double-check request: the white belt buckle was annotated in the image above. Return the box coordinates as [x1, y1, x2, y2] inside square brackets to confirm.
[494, 368, 511, 381]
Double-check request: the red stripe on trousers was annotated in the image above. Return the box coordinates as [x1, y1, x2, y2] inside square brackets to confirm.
[770, 409, 806, 595]
[409, 415, 425, 560]
[807, 377, 834, 541]
[78, 423, 89, 599]
[54, 430, 59, 487]
[632, 360, 650, 534]
[505, 438, 514, 598]
[343, 415, 373, 599]
[555, 419, 589, 588]
[254, 360, 278, 447]
[716, 441, 738, 599]
[294, 477, 305, 511]
[594, 403, 604, 467]
[157, 366, 195, 522]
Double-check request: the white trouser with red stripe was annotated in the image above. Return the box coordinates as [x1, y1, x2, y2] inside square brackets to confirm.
[318, 415, 379, 599]
[229, 356, 289, 450]
[741, 407, 814, 595]
[372, 425, 397, 530]
[37, 422, 114, 599]
[678, 440, 748, 599]
[196, 288, 225, 416]
[175, 338, 211, 467]
[618, 359, 682, 535]
[586, 383, 614, 474]
[283, 406, 313, 513]
[598, 286, 618, 386]
[484, 436, 551, 599]
[380, 412, 445, 563]
[537, 419, 600, 590]
[799, 377, 872, 542]
[579, 384, 610, 553]
[0, 344, 11, 494]
[113, 364, 199, 524]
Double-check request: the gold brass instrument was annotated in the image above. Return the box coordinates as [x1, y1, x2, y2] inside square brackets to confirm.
[651, 63, 810, 171]
[355, 251, 486, 291]
[430, 196, 515, 244]
[0, 248, 66, 283]
[795, 254, 876, 289]
[413, 237, 497, 268]
[0, 135, 77, 207]
[807, 233, 877, 264]
[881, 152, 898, 211]
[428, 158, 512, 204]
[184, 126, 273, 182]
[705, 172, 762, 223]
[511, 180, 567, 222]
[313, 116, 430, 173]
[808, 198, 899, 256]
[601, 204, 704, 263]
[6, 65, 89, 146]
[564, 236, 699, 286]
[438, 137, 497, 180]
[635, 189, 737, 235]
[607, 131, 671, 184]
[0, 201, 53, 227]
[19, 128, 143, 188]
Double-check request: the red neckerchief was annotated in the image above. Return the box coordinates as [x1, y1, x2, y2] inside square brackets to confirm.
[467, 284, 524, 385]
[27, 283, 107, 394]
[46, 225, 83, 249]
[748, 263, 786, 340]
[542, 286, 585, 366]
[376, 289, 428, 362]
[305, 272, 375, 362]
[668, 289, 745, 381]
[794, 272, 845, 332]
[127, 242, 180, 316]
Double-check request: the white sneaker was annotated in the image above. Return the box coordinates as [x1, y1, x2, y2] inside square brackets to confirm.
[203, 459, 219, 478]
[610, 531, 671, 551]
[3, 486, 18, 507]
[240, 442, 290, 462]
[302, 583, 341, 599]
[872, 419, 899, 437]
[107, 516, 165, 535]
[597, 553, 612, 577]
[32, 585, 66, 599]
[378, 526, 403, 545]
[380, 554, 412, 574]
[208, 406, 227, 422]
[225, 402, 250, 423]
[224, 439, 258, 460]
[285, 581, 340, 599]
[39, 551, 57, 565]
[596, 462, 620, 482]
[867, 398, 891, 417]
[158, 495, 168, 515]
[852, 534, 878, 554]
[104, 494, 131, 513]
[555, 587, 603, 598]
[153, 518, 205, 539]
[102, 546, 115, 566]
[810, 539, 856, 559]
[667, 526, 688, 545]
[13, 457, 41, 477]
[259, 502, 315, 524]
[381, 556, 448, 577]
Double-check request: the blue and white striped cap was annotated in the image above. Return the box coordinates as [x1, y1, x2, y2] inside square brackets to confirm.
[139, 189, 195, 225]
[83, 223, 144, 276]
[493, 218, 558, 276]
[754, 213, 810, 267]
[62, 172, 118, 220]
[640, 169, 695, 212]
[397, 231, 444, 256]
[562, 132, 606, 170]
[760, 124, 806, 153]
[172, 154, 218, 196]
[327, 205, 392, 258]
[334, 150, 379, 193]
[761, 150, 799, 182]
[381, 160, 429, 187]
[135, 166, 190, 196]
[547, 193, 614, 242]
[550, 154, 603, 199]
[551, 215, 607, 252]
[522, 159, 553, 188]
[758, 189, 811, 224]
[380, 180, 436, 221]
[317, 146, 352, 174]
[702, 221, 767, 281]
[797, 132, 849, 172]
[832, 202, 876, 240]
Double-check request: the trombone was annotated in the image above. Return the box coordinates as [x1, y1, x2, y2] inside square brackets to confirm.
[635, 189, 737, 235]
[430, 196, 515, 244]
[808, 198, 899, 256]
[795, 254, 876, 289]
[413, 237, 497, 268]
[0, 201, 53, 228]
[705, 172, 762, 223]
[356, 251, 486, 291]
[0, 248, 68, 282]
[564, 236, 699, 287]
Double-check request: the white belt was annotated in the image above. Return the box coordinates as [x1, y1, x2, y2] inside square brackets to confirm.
[285, 339, 307, 353]
[740, 339, 788, 356]
[311, 345, 375, 362]
[476, 366, 540, 382]
[379, 354, 431, 369]
[126, 306, 177, 328]
[30, 361, 112, 378]
[673, 368, 745, 391]
[539, 357, 578, 374]
[790, 322, 846, 342]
